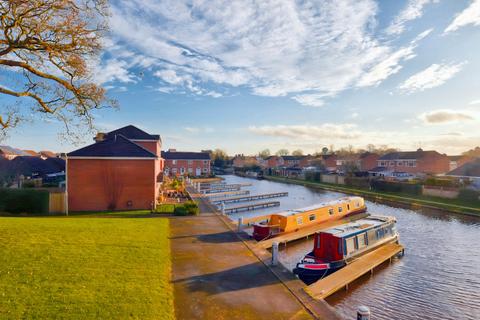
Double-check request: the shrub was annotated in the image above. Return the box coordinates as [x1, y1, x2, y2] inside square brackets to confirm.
[183, 201, 199, 216]
[173, 206, 188, 216]
[0, 188, 49, 214]
[458, 189, 480, 203]
[371, 180, 422, 195]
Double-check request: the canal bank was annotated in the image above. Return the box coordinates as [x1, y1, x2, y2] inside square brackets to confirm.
[264, 175, 480, 217]
[170, 185, 341, 320]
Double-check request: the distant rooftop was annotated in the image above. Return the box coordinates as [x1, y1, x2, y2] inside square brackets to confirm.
[379, 149, 444, 160]
[447, 158, 480, 177]
[161, 151, 210, 160]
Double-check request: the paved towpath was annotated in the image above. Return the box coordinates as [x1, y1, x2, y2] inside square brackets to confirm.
[169, 188, 342, 319]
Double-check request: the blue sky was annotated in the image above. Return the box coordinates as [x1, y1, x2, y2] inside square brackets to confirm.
[3, 0, 480, 155]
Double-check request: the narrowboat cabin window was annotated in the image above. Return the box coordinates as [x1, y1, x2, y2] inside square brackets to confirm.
[309, 214, 316, 222]
[356, 202, 360, 208]
[317, 235, 321, 248]
[329, 208, 334, 215]
[338, 207, 343, 213]
[297, 217, 303, 225]
[347, 204, 350, 210]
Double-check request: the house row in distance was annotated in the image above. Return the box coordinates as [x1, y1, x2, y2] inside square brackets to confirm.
[233, 149, 474, 177]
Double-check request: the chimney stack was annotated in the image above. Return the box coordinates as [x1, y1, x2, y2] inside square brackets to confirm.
[94, 132, 106, 142]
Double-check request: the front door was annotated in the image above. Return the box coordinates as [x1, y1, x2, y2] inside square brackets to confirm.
[195, 168, 201, 176]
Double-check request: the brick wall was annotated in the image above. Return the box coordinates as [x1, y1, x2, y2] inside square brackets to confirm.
[164, 159, 210, 176]
[68, 159, 157, 212]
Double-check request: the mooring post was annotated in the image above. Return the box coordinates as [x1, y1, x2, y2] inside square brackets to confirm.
[357, 306, 370, 320]
[237, 216, 243, 232]
[271, 242, 279, 266]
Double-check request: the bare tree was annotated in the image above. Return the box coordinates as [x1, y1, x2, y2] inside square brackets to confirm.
[0, 0, 115, 140]
[258, 148, 271, 159]
[275, 149, 289, 156]
[292, 149, 303, 156]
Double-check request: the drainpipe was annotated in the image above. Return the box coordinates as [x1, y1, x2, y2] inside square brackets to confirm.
[65, 154, 69, 216]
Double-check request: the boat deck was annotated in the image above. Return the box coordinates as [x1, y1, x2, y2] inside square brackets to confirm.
[305, 242, 404, 300]
[258, 213, 369, 249]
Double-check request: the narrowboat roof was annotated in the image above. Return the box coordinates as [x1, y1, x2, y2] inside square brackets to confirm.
[273, 196, 363, 217]
[321, 215, 394, 238]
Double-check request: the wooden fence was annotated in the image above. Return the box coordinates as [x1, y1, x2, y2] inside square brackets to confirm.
[49, 192, 66, 214]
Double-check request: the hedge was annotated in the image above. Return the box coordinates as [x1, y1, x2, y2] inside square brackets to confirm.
[371, 180, 422, 196]
[345, 177, 371, 189]
[0, 188, 49, 214]
[458, 189, 480, 203]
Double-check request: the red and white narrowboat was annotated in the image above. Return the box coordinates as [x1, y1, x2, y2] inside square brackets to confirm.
[293, 215, 399, 284]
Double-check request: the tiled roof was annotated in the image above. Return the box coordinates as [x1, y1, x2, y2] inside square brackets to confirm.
[68, 134, 156, 158]
[105, 125, 160, 141]
[0, 146, 30, 156]
[11, 156, 64, 176]
[379, 150, 441, 160]
[448, 155, 464, 161]
[281, 156, 305, 161]
[447, 159, 480, 177]
[161, 151, 210, 160]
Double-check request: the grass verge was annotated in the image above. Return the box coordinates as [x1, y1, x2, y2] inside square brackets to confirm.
[0, 214, 174, 319]
[266, 176, 480, 216]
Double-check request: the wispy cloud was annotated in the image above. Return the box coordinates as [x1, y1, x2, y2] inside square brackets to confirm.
[444, 0, 480, 33]
[183, 127, 215, 134]
[386, 0, 438, 35]
[398, 62, 466, 93]
[105, 0, 431, 105]
[419, 109, 474, 124]
[248, 124, 361, 140]
[469, 99, 480, 105]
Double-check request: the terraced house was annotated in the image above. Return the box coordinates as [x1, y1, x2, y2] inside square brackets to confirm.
[376, 149, 449, 175]
[162, 149, 211, 177]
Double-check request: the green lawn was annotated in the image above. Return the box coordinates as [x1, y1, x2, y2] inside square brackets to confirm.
[0, 213, 174, 319]
[266, 176, 480, 216]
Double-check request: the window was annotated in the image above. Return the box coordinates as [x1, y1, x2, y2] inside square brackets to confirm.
[172, 160, 177, 165]
[180, 167, 185, 174]
[296, 217, 303, 225]
[188, 168, 193, 173]
[309, 214, 316, 222]
[389, 161, 395, 166]
[347, 204, 350, 211]
[202, 168, 208, 172]
[397, 161, 403, 166]
[188, 160, 193, 165]
[338, 207, 343, 213]
[355, 202, 360, 208]
[316, 235, 321, 248]
[328, 208, 334, 215]
[203, 160, 209, 165]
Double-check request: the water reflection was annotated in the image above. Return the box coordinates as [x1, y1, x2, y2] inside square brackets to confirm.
[220, 175, 480, 320]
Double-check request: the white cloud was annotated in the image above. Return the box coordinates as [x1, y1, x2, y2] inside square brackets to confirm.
[184, 127, 215, 134]
[398, 62, 466, 93]
[292, 94, 329, 107]
[469, 99, 480, 105]
[386, 0, 437, 35]
[444, 0, 480, 33]
[93, 59, 137, 84]
[419, 109, 475, 124]
[106, 0, 429, 103]
[248, 124, 361, 140]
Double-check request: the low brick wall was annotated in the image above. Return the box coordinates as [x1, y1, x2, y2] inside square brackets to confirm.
[422, 186, 459, 199]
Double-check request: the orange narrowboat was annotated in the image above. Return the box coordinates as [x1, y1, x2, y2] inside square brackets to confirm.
[252, 196, 366, 241]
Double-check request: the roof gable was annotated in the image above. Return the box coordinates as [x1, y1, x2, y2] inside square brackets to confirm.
[447, 159, 480, 177]
[105, 125, 160, 141]
[68, 134, 156, 158]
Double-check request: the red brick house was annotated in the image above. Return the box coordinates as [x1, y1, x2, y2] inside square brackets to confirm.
[162, 149, 211, 177]
[67, 125, 163, 212]
[232, 154, 258, 168]
[265, 155, 284, 168]
[448, 155, 473, 171]
[377, 149, 449, 175]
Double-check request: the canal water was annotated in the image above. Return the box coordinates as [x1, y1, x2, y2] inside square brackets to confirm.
[220, 175, 480, 320]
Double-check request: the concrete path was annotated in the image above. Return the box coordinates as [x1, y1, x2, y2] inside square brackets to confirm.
[169, 201, 314, 319]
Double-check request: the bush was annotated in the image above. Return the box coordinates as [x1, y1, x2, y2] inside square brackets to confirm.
[0, 188, 49, 214]
[173, 206, 188, 216]
[371, 180, 422, 196]
[458, 189, 480, 203]
[183, 201, 200, 216]
[345, 177, 370, 189]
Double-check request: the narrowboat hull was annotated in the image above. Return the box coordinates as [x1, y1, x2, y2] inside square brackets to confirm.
[294, 235, 399, 284]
